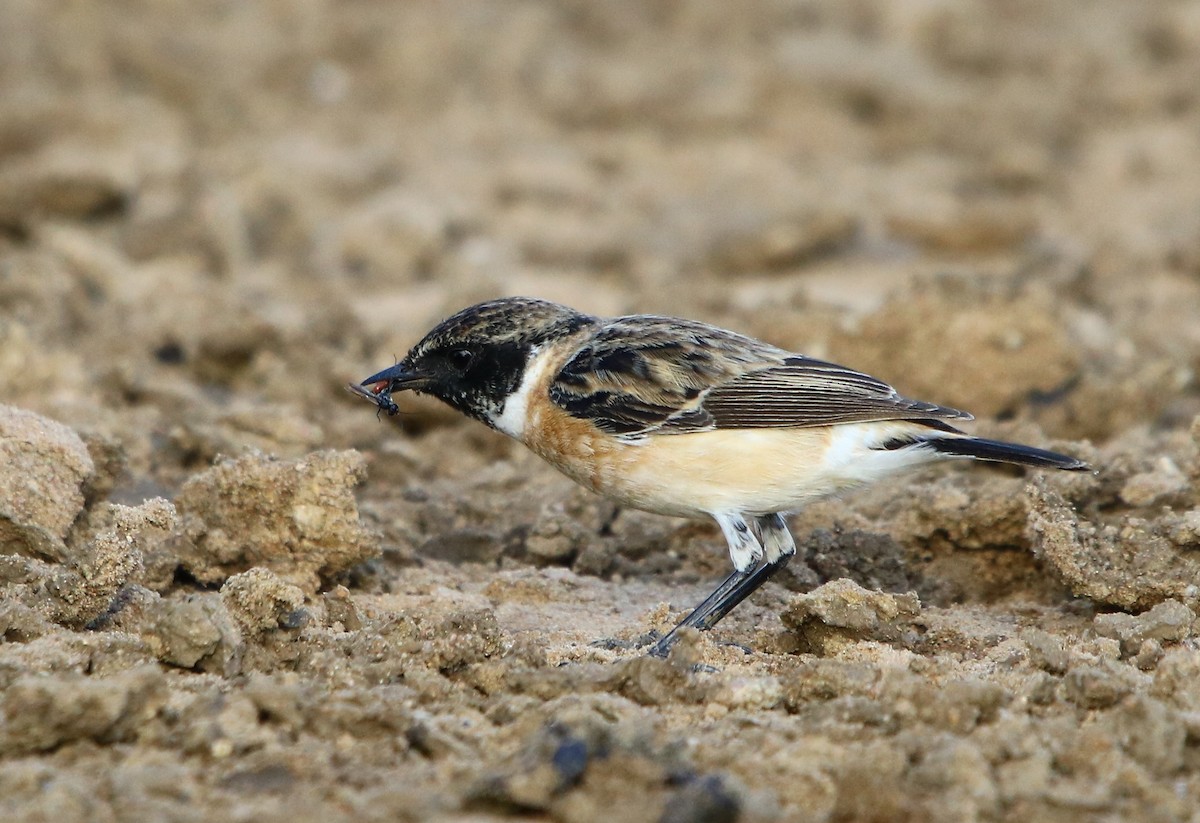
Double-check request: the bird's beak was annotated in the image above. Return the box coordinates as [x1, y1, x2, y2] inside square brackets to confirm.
[359, 364, 430, 394]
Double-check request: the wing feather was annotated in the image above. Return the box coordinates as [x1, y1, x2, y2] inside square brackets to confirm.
[695, 357, 970, 430]
[549, 317, 971, 437]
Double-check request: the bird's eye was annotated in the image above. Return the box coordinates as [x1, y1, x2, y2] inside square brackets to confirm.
[449, 348, 474, 371]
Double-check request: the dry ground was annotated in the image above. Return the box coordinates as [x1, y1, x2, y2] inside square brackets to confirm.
[3, 2, 1200, 821]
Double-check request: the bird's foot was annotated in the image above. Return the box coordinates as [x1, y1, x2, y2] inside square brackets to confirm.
[588, 630, 662, 651]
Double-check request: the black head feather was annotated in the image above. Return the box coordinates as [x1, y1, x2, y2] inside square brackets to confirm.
[395, 297, 597, 425]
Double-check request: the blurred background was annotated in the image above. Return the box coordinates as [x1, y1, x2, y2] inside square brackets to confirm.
[3, 0, 1199, 487]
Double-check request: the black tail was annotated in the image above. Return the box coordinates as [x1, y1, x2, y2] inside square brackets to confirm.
[924, 436, 1089, 471]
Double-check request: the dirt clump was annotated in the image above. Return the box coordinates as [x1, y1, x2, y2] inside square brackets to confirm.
[780, 578, 921, 654]
[0, 404, 94, 559]
[170, 450, 378, 593]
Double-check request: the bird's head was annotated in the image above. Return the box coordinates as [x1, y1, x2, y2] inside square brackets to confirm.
[359, 297, 596, 428]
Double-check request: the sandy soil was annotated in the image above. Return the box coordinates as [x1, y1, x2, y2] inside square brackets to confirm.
[3, 2, 1200, 821]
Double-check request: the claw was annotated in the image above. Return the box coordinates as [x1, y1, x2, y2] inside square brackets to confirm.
[588, 630, 662, 651]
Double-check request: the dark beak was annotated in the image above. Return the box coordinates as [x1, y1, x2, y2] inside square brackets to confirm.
[360, 364, 430, 394]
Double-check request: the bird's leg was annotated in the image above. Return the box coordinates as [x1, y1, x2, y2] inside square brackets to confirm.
[647, 513, 797, 659]
[645, 568, 746, 658]
[756, 513, 797, 565]
[669, 514, 797, 638]
[676, 513, 797, 633]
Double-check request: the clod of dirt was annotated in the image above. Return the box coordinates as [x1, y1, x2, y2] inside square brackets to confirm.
[782, 659, 882, 707]
[1023, 629, 1071, 675]
[385, 607, 504, 675]
[171, 450, 378, 593]
[0, 596, 54, 642]
[467, 713, 693, 822]
[1102, 694, 1188, 777]
[220, 567, 308, 637]
[1167, 510, 1200, 549]
[115, 591, 244, 675]
[708, 676, 785, 713]
[321, 585, 362, 630]
[468, 722, 602, 812]
[47, 498, 176, 627]
[611, 647, 708, 708]
[1029, 480, 1200, 609]
[0, 404, 94, 560]
[0, 665, 165, 756]
[1, 496, 176, 630]
[780, 578, 921, 655]
[1061, 662, 1139, 709]
[523, 491, 623, 567]
[1092, 599, 1196, 658]
[887, 474, 1033, 552]
[1151, 648, 1200, 712]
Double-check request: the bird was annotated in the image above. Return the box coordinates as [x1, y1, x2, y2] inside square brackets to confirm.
[356, 297, 1088, 658]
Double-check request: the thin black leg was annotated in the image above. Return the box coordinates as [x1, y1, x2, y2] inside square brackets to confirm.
[692, 554, 790, 630]
[646, 554, 793, 659]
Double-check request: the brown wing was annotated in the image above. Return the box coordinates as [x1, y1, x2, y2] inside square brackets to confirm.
[694, 357, 972, 431]
[549, 316, 971, 437]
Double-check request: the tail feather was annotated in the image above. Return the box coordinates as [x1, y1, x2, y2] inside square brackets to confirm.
[924, 435, 1089, 471]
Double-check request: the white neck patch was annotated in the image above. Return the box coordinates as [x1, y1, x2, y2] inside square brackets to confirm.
[489, 345, 548, 440]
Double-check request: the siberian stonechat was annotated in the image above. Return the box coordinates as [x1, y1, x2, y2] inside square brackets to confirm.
[358, 297, 1087, 657]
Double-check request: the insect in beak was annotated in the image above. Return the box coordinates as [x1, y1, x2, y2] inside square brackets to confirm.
[346, 382, 400, 417]
[350, 363, 432, 418]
